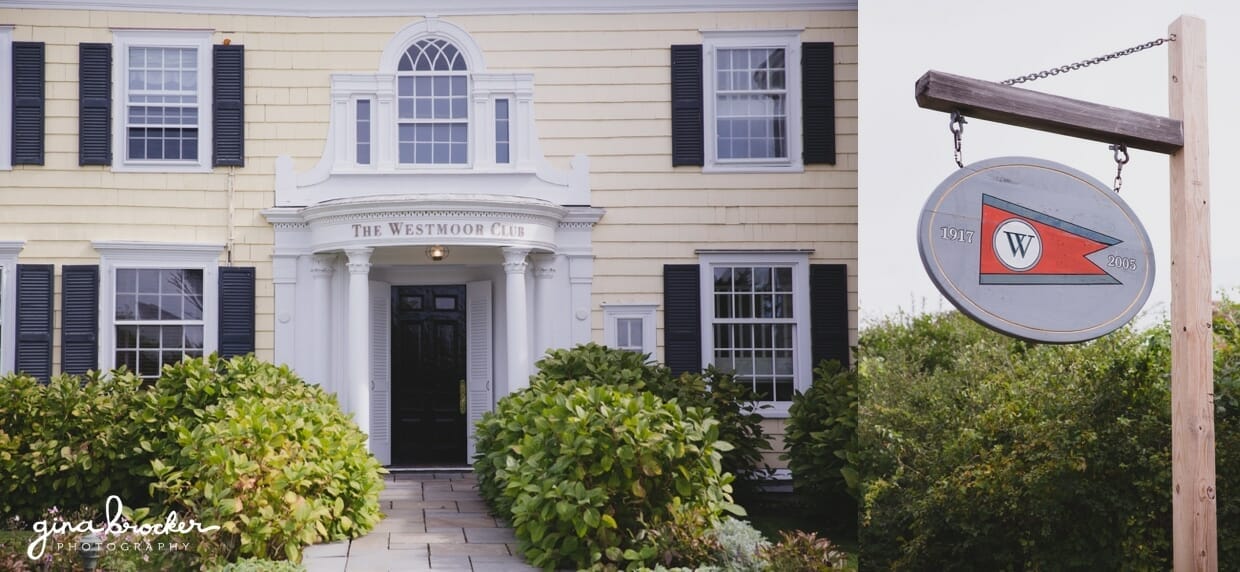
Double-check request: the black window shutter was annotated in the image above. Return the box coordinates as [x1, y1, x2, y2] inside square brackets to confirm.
[809, 264, 849, 368]
[15, 264, 53, 382]
[12, 42, 44, 166]
[78, 43, 112, 166]
[802, 42, 835, 165]
[61, 265, 99, 376]
[218, 266, 255, 359]
[213, 44, 244, 167]
[670, 44, 703, 167]
[663, 264, 701, 376]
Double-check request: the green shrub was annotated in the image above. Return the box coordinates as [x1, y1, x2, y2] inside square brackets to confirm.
[207, 558, 307, 571]
[0, 370, 149, 522]
[709, 517, 767, 572]
[697, 366, 772, 488]
[0, 355, 384, 568]
[783, 360, 859, 531]
[647, 505, 723, 568]
[527, 344, 770, 490]
[480, 379, 738, 570]
[149, 356, 384, 565]
[1212, 298, 1240, 563]
[859, 311, 1172, 569]
[760, 530, 849, 571]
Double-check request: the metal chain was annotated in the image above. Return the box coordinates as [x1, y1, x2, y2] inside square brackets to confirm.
[1109, 143, 1129, 193]
[1001, 35, 1176, 86]
[950, 111, 967, 168]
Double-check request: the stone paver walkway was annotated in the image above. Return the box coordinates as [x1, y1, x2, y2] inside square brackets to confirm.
[303, 471, 538, 571]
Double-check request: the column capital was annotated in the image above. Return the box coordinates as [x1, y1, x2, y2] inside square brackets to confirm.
[502, 247, 530, 274]
[531, 253, 556, 279]
[310, 253, 337, 278]
[345, 248, 373, 274]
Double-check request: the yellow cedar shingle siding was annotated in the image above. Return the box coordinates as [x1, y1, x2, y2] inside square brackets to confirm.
[0, 7, 856, 467]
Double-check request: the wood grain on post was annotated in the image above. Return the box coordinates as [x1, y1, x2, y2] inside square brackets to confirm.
[1168, 14, 1217, 572]
[915, 70, 1184, 154]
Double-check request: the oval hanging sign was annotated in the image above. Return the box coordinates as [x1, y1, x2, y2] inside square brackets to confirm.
[917, 156, 1155, 343]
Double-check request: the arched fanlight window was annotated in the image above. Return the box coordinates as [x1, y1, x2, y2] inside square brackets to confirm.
[397, 39, 469, 164]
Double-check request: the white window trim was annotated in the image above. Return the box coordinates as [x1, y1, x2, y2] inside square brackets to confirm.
[602, 303, 657, 358]
[701, 29, 803, 174]
[0, 241, 25, 374]
[0, 26, 13, 171]
[111, 29, 214, 173]
[92, 241, 224, 371]
[318, 20, 545, 177]
[698, 251, 811, 418]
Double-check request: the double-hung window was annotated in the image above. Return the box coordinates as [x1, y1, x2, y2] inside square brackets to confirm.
[0, 26, 12, 171]
[397, 38, 469, 165]
[699, 253, 811, 416]
[672, 31, 835, 171]
[95, 242, 221, 380]
[112, 30, 212, 171]
[703, 31, 802, 172]
[113, 268, 205, 379]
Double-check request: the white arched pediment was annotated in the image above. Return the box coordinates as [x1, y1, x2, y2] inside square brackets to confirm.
[272, 17, 590, 209]
[379, 18, 487, 73]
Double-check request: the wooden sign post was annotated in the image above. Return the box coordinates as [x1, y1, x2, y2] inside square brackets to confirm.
[1167, 15, 1215, 571]
[915, 15, 1215, 570]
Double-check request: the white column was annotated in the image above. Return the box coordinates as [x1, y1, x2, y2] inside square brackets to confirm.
[532, 254, 557, 361]
[310, 254, 336, 390]
[345, 248, 373, 437]
[503, 247, 531, 391]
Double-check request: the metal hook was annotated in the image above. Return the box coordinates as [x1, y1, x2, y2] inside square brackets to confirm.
[949, 111, 967, 135]
[950, 111, 967, 168]
[1110, 143, 1129, 165]
[1109, 143, 1129, 193]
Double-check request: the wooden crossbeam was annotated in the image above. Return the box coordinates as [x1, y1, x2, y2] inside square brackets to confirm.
[916, 70, 1184, 154]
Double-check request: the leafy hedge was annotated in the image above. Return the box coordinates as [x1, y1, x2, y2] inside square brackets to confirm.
[0, 355, 383, 568]
[0, 370, 150, 521]
[148, 357, 384, 564]
[476, 378, 738, 570]
[529, 344, 771, 485]
[783, 360, 859, 535]
[859, 311, 1173, 569]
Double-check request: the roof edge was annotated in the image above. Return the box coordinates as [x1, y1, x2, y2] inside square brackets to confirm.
[0, 0, 855, 17]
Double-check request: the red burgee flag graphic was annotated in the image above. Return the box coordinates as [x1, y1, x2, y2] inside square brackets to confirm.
[979, 194, 1121, 285]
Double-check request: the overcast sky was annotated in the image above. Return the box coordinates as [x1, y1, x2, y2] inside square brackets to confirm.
[858, 0, 1240, 327]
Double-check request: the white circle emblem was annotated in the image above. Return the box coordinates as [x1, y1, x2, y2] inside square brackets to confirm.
[993, 218, 1041, 272]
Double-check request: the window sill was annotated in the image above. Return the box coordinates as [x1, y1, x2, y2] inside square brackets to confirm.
[702, 162, 804, 175]
[112, 161, 213, 174]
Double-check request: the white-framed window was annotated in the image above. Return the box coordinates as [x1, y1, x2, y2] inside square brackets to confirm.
[351, 97, 374, 167]
[93, 242, 222, 379]
[111, 29, 213, 172]
[495, 98, 510, 164]
[396, 38, 470, 165]
[0, 25, 12, 172]
[702, 30, 803, 173]
[699, 252, 811, 417]
[0, 241, 23, 374]
[603, 304, 657, 357]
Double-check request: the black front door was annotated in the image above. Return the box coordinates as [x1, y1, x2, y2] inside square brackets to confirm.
[391, 285, 467, 466]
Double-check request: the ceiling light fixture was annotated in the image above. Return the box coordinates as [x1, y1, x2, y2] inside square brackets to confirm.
[425, 245, 449, 261]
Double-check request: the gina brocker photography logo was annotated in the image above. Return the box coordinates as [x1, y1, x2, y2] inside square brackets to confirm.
[26, 495, 220, 560]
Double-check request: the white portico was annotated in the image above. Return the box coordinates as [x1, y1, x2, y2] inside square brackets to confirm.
[262, 18, 603, 465]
